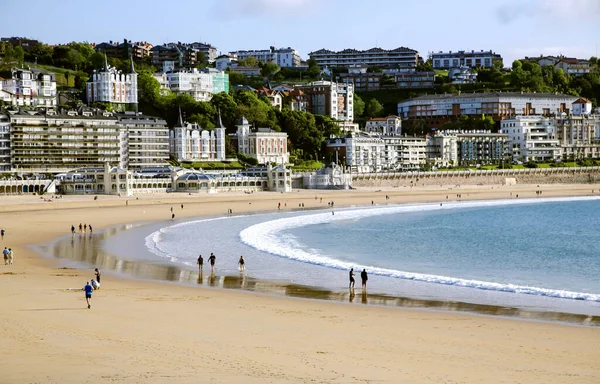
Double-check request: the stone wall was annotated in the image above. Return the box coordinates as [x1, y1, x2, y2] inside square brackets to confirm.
[352, 169, 600, 188]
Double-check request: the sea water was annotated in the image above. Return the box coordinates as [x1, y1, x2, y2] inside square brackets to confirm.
[137, 197, 600, 314]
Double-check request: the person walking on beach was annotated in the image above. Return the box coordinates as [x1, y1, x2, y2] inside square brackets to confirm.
[71, 225, 75, 234]
[171, 213, 175, 220]
[83, 281, 93, 309]
[238, 255, 245, 272]
[197, 255, 204, 272]
[94, 268, 101, 284]
[8, 248, 13, 265]
[89, 224, 93, 233]
[3, 247, 8, 265]
[208, 253, 216, 273]
[1, 228, 4, 239]
[181, 204, 184, 209]
[79, 223, 83, 233]
[84, 224, 87, 232]
[349, 268, 355, 291]
[361, 269, 368, 291]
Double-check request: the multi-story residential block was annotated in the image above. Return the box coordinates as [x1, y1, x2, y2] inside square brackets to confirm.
[0, 67, 57, 108]
[393, 71, 435, 88]
[188, 42, 218, 63]
[500, 116, 562, 162]
[150, 43, 210, 69]
[115, 112, 170, 169]
[536, 55, 593, 77]
[94, 40, 153, 60]
[555, 115, 600, 160]
[154, 68, 229, 102]
[7, 108, 123, 172]
[170, 111, 226, 162]
[339, 67, 434, 91]
[231, 117, 289, 165]
[0, 114, 10, 171]
[1, 37, 40, 52]
[230, 46, 301, 68]
[86, 58, 138, 110]
[430, 50, 503, 69]
[309, 47, 420, 70]
[364, 116, 402, 135]
[229, 66, 262, 77]
[426, 134, 458, 167]
[326, 133, 427, 172]
[339, 68, 383, 92]
[448, 66, 478, 84]
[295, 81, 354, 122]
[427, 130, 508, 166]
[397, 92, 579, 127]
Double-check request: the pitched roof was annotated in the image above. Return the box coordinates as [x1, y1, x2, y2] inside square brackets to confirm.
[573, 98, 591, 104]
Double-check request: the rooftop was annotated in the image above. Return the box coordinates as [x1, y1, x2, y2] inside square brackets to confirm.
[400, 92, 579, 103]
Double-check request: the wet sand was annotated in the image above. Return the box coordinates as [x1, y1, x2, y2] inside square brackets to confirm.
[1, 185, 600, 383]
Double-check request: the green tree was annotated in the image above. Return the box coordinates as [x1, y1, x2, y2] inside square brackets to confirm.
[416, 62, 433, 72]
[306, 58, 321, 79]
[365, 98, 384, 117]
[260, 61, 280, 78]
[353, 94, 365, 117]
[210, 92, 238, 130]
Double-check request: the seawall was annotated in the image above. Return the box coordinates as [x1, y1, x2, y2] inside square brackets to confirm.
[351, 167, 600, 188]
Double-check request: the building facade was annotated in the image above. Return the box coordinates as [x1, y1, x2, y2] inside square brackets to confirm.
[154, 68, 229, 102]
[94, 40, 153, 60]
[397, 92, 580, 126]
[295, 81, 354, 122]
[309, 47, 420, 70]
[0, 67, 57, 108]
[116, 112, 170, 169]
[555, 115, 600, 160]
[448, 66, 478, 84]
[536, 56, 593, 77]
[500, 116, 562, 162]
[230, 47, 301, 68]
[431, 50, 503, 69]
[0, 114, 10, 171]
[364, 116, 402, 135]
[232, 117, 289, 165]
[170, 112, 226, 162]
[86, 58, 138, 110]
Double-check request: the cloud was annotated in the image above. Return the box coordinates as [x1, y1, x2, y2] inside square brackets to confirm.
[213, 0, 320, 20]
[496, 0, 600, 24]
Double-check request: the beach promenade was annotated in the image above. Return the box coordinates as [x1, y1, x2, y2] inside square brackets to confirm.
[1, 184, 599, 383]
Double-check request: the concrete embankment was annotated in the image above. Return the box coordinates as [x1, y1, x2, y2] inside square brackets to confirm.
[352, 167, 600, 188]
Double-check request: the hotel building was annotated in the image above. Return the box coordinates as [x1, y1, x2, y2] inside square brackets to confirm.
[500, 116, 562, 162]
[309, 47, 420, 70]
[86, 58, 138, 110]
[430, 50, 503, 69]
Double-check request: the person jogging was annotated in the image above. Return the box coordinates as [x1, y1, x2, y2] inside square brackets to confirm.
[83, 282, 94, 309]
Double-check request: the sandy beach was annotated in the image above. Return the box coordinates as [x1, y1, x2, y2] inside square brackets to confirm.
[1, 184, 600, 384]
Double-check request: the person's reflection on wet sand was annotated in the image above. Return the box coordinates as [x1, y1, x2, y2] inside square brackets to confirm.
[197, 272, 203, 285]
[361, 291, 368, 305]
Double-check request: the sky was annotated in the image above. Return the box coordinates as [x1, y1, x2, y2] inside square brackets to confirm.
[1, 0, 599, 65]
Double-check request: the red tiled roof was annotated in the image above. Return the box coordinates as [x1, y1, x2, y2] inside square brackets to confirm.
[573, 98, 591, 104]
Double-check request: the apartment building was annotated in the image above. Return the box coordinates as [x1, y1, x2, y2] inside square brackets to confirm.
[0, 114, 10, 171]
[231, 117, 289, 165]
[215, 54, 237, 71]
[500, 116, 562, 162]
[150, 43, 209, 69]
[0, 67, 57, 108]
[536, 55, 593, 76]
[154, 68, 229, 102]
[7, 109, 122, 172]
[230, 46, 301, 68]
[170, 111, 226, 162]
[448, 66, 478, 84]
[393, 71, 435, 88]
[430, 50, 503, 69]
[364, 116, 402, 135]
[86, 58, 138, 109]
[94, 40, 153, 60]
[309, 47, 420, 70]
[115, 112, 170, 169]
[555, 114, 600, 160]
[294, 81, 354, 122]
[397, 92, 580, 127]
[188, 42, 218, 63]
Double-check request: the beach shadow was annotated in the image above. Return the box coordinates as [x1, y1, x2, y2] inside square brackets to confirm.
[19, 308, 88, 311]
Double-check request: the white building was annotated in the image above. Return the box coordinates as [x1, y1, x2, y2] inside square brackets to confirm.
[309, 47, 420, 70]
[398, 92, 580, 121]
[0, 114, 10, 171]
[295, 81, 354, 122]
[115, 112, 170, 169]
[364, 116, 402, 135]
[215, 54, 238, 71]
[536, 56, 592, 77]
[154, 68, 229, 102]
[230, 46, 301, 68]
[170, 111, 226, 162]
[0, 67, 57, 108]
[87, 57, 138, 109]
[555, 111, 600, 160]
[448, 66, 478, 84]
[501, 116, 562, 162]
[430, 50, 503, 69]
[233, 117, 289, 165]
[572, 98, 593, 116]
[427, 134, 458, 167]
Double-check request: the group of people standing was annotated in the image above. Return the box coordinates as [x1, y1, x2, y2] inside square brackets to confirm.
[197, 253, 245, 273]
[71, 223, 92, 234]
[349, 268, 368, 292]
[3, 247, 14, 265]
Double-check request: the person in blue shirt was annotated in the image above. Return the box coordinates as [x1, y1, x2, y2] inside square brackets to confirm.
[83, 282, 93, 309]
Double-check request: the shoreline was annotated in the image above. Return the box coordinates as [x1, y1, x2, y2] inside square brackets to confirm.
[2, 184, 600, 383]
[41, 202, 600, 326]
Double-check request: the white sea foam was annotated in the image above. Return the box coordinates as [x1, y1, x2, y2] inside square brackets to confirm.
[239, 197, 600, 302]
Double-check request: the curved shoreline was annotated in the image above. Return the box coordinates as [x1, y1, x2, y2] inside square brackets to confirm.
[2, 185, 600, 383]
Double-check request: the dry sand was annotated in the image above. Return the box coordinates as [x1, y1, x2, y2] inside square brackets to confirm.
[1, 184, 599, 384]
